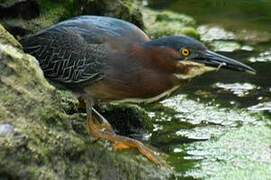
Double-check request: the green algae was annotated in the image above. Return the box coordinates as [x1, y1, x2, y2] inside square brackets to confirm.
[143, 8, 199, 39]
[185, 125, 271, 179]
[144, 93, 271, 179]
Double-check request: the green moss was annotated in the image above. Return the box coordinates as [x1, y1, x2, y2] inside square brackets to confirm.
[143, 8, 199, 39]
[25, 1, 69, 32]
[155, 11, 196, 26]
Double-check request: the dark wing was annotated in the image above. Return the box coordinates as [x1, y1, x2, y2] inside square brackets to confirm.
[20, 16, 150, 87]
[20, 23, 107, 87]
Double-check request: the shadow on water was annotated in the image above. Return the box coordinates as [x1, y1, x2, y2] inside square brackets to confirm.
[143, 0, 271, 179]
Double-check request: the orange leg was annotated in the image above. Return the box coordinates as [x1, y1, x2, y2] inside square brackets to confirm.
[84, 98, 161, 165]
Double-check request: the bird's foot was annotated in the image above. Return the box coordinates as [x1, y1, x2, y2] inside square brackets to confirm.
[86, 112, 162, 165]
[111, 134, 161, 165]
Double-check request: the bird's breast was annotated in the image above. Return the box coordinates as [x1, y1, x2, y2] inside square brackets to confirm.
[83, 44, 182, 103]
[84, 68, 181, 103]
[111, 85, 180, 104]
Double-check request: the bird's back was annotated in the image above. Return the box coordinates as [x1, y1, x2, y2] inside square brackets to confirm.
[20, 16, 149, 88]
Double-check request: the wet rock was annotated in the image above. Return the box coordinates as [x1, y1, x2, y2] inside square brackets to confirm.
[143, 9, 199, 39]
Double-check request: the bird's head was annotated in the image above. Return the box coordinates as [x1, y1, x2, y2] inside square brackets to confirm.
[143, 36, 256, 80]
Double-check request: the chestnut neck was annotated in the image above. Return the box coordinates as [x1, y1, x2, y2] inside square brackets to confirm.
[138, 40, 180, 73]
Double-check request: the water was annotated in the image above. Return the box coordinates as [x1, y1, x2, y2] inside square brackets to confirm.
[143, 1, 271, 179]
[147, 0, 271, 32]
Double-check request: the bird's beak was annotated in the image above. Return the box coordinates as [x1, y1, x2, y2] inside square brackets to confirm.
[193, 50, 256, 74]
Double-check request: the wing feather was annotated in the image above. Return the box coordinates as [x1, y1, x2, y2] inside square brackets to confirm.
[21, 25, 106, 86]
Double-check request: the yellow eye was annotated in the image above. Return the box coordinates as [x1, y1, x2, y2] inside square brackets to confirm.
[180, 48, 190, 57]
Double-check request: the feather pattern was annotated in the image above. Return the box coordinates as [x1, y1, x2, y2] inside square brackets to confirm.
[21, 20, 110, 86]
[20, 16, 150, 88]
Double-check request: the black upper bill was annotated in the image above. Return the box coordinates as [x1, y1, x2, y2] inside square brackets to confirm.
[195, 50, 256, 74]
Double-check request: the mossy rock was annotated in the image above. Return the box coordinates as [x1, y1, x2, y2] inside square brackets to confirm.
[0, 24, 21, 48]
[0, 25, 175, 179]
[0, 0, 144, 37]
[74, 0, 144, 28]
[0, 0, 69, 36]
[143, 9, 199, 39]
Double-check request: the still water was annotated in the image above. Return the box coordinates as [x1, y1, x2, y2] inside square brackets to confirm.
[143, 0, 271, 179]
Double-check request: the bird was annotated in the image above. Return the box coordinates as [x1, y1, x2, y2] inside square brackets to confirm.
[20, 16, 256, 165]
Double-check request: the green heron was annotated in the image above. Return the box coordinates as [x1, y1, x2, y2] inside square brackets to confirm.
[20, 16, 255, 165]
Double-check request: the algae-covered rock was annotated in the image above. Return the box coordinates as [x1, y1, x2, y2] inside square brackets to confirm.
[0, 0, 144, 37]
[0, 25, 175, 180]
[74, 0, 144, 28]
[143, 8, 199, 39]
[0, 24, 21, 48]
[0, 0, 69, 36]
